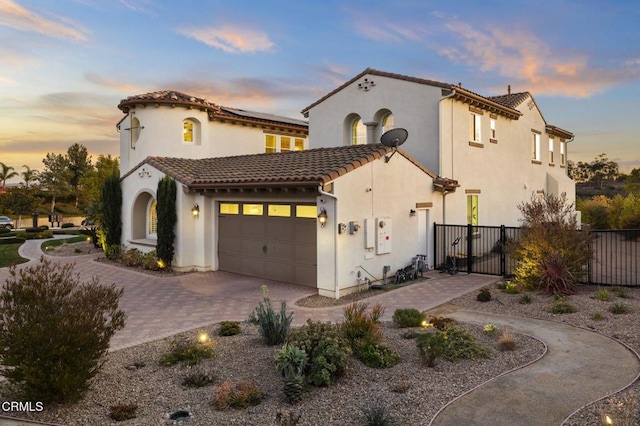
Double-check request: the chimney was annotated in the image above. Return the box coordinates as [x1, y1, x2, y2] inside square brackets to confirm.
[508, 85, 511, 95]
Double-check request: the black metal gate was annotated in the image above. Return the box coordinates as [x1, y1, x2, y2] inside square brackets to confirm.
[435, 224, 640, 286]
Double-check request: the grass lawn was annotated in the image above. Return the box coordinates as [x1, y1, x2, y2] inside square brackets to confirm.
[0, 242, 28, 268]
[41, 235, 88, 250]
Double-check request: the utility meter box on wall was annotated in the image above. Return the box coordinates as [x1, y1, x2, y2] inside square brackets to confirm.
[375, 217, 392, 254]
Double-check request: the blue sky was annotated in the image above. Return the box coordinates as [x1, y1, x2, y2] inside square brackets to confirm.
[1, 0, 639, 184]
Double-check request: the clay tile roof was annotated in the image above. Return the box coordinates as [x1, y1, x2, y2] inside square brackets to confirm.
[134, 144, 434, 189]
[487, 92, 531, 109]
[118, 90, 217, 112]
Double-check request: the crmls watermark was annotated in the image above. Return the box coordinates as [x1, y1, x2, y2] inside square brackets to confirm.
[1, 401, 44, 412]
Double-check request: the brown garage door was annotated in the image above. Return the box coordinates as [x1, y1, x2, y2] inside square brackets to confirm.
[218, 203, 317, 287]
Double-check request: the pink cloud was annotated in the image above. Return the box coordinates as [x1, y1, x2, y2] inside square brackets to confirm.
[178, 25, 275, 53]
[0, 0, 88, 42]
[438, 20, 639, 98]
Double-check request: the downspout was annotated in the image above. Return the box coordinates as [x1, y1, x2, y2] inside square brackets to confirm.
[438, 89, 456, 225]
[318, 185, 339, 299]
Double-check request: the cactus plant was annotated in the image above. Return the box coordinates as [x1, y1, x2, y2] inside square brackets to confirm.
[275, 344, 308, 403]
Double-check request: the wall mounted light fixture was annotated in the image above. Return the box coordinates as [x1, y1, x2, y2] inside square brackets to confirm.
[410, 209, 416, 217]
[317, 208, 328, 228]
[191, 203, 200, 218]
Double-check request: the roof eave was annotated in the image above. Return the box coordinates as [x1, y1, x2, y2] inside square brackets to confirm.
[452, 88, 523, 120]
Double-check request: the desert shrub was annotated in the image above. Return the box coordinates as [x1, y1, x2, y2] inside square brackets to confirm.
[182, 370, 215, 388]
[428, 315, 454, 331]
[612, 286, 629, 299]
[483, 323, 498, 335]
[496, 329, 517, 351]
[548, 299, 577, 314]
[593, 289, 612, 301]
[286, 319, 351, 387]
[357, 341, 400, 368]
[519, 294, 533, 304]
[159, 337, 216, 367]
[415, 330, 447, 367]
[509, 193, 591, 295]
[590, 312, 605, 321]
[142, 250, 160, 270]
[121, 248, 145, 267]
[341, 302, 384, 346]
[476, 288, 492, 302]
[248, 285, 293, 346]
[0, 227, 10, 234]
[438, 323, 489, 361]
[213, 381, 264, 410]
[109, 403, 138, 421]
[609, 303, 630, 314]
[392, 308, 425, 328]
[219, 321, 242, 336]
[0, 257, 125, 403]
[360, 400, 399, 426]
[390, 380, 410, 393]
[275, 344, 307, 403]
[504, 281, 519, 294]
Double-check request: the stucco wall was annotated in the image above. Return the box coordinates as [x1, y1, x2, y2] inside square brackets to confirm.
[306, 73, 442, 173]
[439, 95, 575, 227]
[317, 153, 438, 298]
[118, 106, 307, 175]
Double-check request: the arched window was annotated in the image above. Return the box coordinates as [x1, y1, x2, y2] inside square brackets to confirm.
[131, 116, 141, 145]
[381, 113, 395, 134]
[351, 118, 366, 145]
[182, 118, 200, 144]
[147, 199, 157, 238]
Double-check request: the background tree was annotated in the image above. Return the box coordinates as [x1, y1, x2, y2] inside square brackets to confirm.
[21, 165, 39, 188]
[0, 187, 42, 228]
[569, 154, 619, 187]
[156, 175, 177, 269]
[80, 155, 120, 208]
[625, 167, 640, 195]
[0, 162, 18, 189]
[40, 153, 71, 214]
[509, 193, 592, 295]
[67, 143, 93, 208]
[99, 172, 122, 256]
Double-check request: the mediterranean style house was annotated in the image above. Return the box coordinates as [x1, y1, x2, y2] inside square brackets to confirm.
[116, 69, 575, 298]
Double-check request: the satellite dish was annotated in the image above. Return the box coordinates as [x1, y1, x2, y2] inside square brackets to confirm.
[380, 128, 408, 162]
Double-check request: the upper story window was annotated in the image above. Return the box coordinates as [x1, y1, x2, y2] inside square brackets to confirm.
[470, 113, 482, 143]
[131, 116, 141, 146]
[560, 141, 566, 166]
[549, 138, 555, 164]
[265, 134, 305, 153]
[182, 118, 200, 144]
[490, 118, 496, 141]
[352, 118, 366, 145]
[381, 113, 395, 134]
[532, 132, 541, 162]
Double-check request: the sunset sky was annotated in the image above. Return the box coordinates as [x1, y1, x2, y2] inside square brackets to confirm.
[1, 0, 638, 184]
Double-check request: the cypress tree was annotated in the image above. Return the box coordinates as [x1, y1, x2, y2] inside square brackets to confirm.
[100, 172, 122, 254]
[156, 175, 176, 269]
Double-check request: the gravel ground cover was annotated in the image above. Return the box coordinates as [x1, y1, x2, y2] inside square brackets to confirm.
[6, 242, 640, 425]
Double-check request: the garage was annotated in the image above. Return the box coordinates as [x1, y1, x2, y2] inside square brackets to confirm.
[218, 202, 317, 287]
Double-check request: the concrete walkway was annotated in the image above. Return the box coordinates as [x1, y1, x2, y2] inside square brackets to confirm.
[2, 239, 639, 426]
[427, 305, 640, 426]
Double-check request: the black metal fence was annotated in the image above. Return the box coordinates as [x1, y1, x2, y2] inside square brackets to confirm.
[434, 224, 640, 286]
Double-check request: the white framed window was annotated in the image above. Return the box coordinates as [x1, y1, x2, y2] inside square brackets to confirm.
[265, 135, 305, 153]
[381, 113, 395, 134]
[560, 141, 566, 165]
[490, 118, 496, 140]
[352, 118, 366, 145]
[470, 113, 481, 142]
[147, 199, 158, 238]
[549, 138, 555, 163]
[532, 132, 541, 161]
